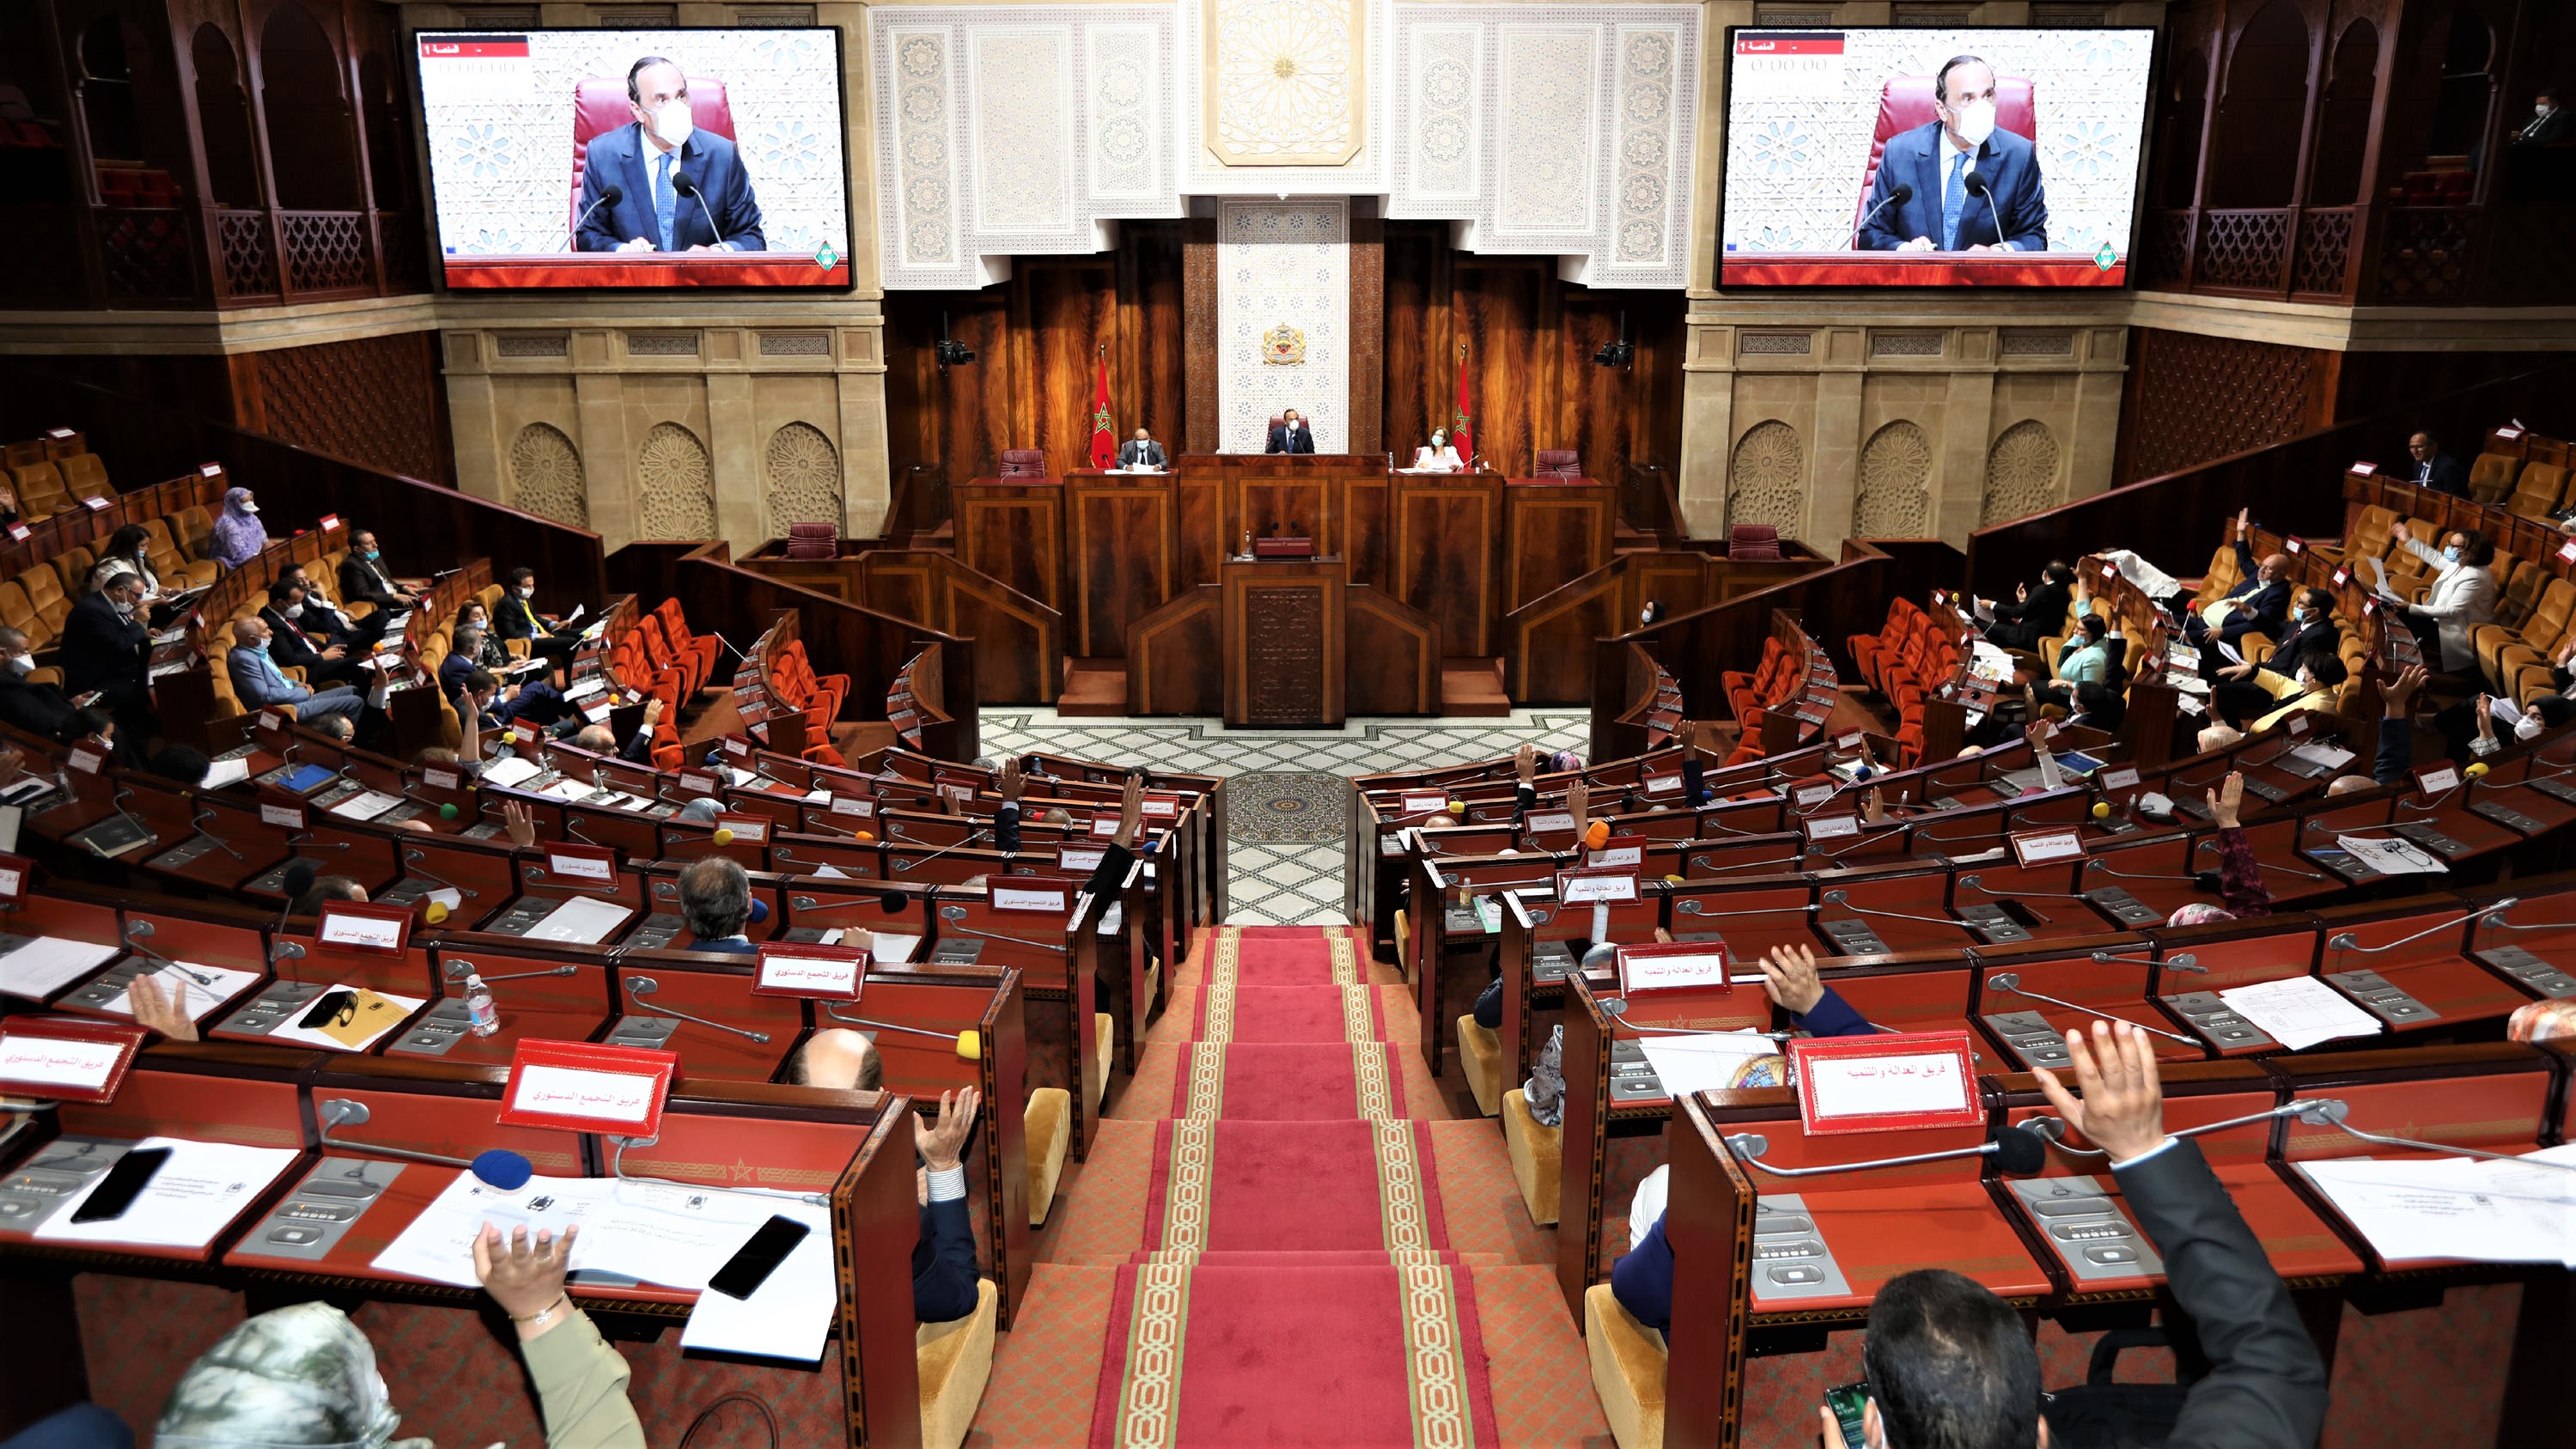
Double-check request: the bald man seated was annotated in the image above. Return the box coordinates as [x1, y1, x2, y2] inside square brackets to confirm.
[785, 1029, 981, 1323]
[2183, 507, 2292, 661]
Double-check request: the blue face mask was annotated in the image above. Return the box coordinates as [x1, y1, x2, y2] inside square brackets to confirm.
[364, 550, 380, 561]
[2443, 545, 2462, 563]
[2288, 606, 2305, 625]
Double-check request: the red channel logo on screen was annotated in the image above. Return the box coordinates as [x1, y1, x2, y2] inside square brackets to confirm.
[420, 36, 529, 59]
[1736, 33, 1845, 57]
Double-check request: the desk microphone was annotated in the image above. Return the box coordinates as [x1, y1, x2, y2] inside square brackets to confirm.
[1983, 972, 2197, 1046]
[318, 1098, 533, 1190]
[121, 920, 220, 989]
[2028, 1098, 2576, 1173]
[1849, 183, 1915, 249]
[1726, 1120, 2055, 1177]
[819, 1000, 983, 1058]
[1964, 169, 2001, 247]
[563, 186, 624, 253]
[670, 172, 725, 250]
[624, 976, 769, 1043]
[2326, 898, 2515, 955]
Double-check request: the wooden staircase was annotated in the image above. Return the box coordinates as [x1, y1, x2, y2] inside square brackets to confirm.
[1058, 656, 1130, 716]
[1438, 657, 1510, 717]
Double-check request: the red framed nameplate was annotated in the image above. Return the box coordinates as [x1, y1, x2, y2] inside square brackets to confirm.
[0, 851, 31, 902]
[753, 943, 868, 1002]
[1057, 844, 1108, 874]
[989, 876, 1079, 915]
[315, 899, 414, 957]
[2415, 762, 2460, 797]
[1139, 792, 1184, 822]
[496, 1038, 679, 1136]
[420, 765, 464, 793]
[1523, 809, 1576, 835]
[1400, 791, 1447, 817]
[679, 770, 721, 797]
[714, 813, 770, 844]
[1587, 833, 1647, 869]
[1555, 868, 1640, 905]
[1790, 776, 1839, 811]
[257, 789, 308, 831]
[0, 1016, 149, 1103]
[1787, 1031, 1983, 1136]
[1640, 770, 1684, 800]
[1804, 813, 1862, 842]
[65, 742, 106, 776]
[254, 707, 295, 751]
[2009, 826, 2087, 868]
[1615, 941, 1733, 997]
[828, 795, 877, 821]
[543, 843, 620, 886]
[2094, 765, 2141, 795]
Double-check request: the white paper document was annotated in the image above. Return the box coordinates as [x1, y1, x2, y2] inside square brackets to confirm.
[479, 757, 545, 788]
[374, 1172, 616, 1288]
[200, 756, 252, 790]
[327, 790, 405, 821]
[2216, 641, 2245, 667]
[372, 1171, 783, 1294]
[2217, 976, 2384, 1051]
[521, 896, 635, 946]
[0, 937, 121, 1000]
[263, 987, 427, 1052]
[35, 1137, 301, 1250]
[2335, 834, 2448, 875]
[1635, 1032, 1783, 1099]
[100, 962, 265, 1023]
[2289, 742, 2355, 771]
[681, 1199, 836, 1361]
[2299, 1146, 2576, 1268]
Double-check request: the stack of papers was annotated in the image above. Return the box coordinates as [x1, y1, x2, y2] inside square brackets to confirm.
[480, 757, 544, 788]
[521, 897, 634, 946]
[35, 1137, 302, 1249]
[0, 937, 121, 1000]
[2289, 742, 2356, 772]
[101, 962, 264, 1022]
[200, 757, 252, 789]
[1635, 1032, 1783, 1098]
[2217, 976, 2383, 1050]
[2335, 834, 2447, 875]
[2300, 1146, 2576, 1267]
[327, 790, 405, 820]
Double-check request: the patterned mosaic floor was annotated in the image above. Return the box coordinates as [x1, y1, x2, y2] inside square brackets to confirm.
[977, 709, 1590, 924]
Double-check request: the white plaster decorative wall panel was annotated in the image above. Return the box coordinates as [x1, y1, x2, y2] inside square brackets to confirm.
[1203, 0, 1364, 165]
[1495, 28, 1599, 240]
[1216, 198, 1349, 454]
[968, 29, 1076, 234]
[1611, 24, 1681, 269]
[1408, 25, 1480, 204]
[883, 26, 961, 272]
[1088, 25, 1165, 202]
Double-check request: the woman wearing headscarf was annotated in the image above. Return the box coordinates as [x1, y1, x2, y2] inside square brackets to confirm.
[150, 1222, 644, 1449]
[209, 487, 269, 570]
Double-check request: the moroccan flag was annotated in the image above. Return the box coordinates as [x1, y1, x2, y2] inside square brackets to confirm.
[1451, 342, 1475, 466]
[1088, 348, 1116, 471]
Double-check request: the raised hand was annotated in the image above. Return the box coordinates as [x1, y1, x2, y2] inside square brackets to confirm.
[2206, 771, 2244, 830]
[502, 799, 536, 849]
[1676, 719, 1699, 764]
[1757, 943, 1825, 1015]
[2031, 1020, 2167, 1164]
[2383, 662, 2427, 718]
[1567, 778, 1591, 828]
[999, 758, 1023, 806]
[128, 973, 199, 1042]
[2235, 506, 2249, 538]
[1112, 775, 1143, 849]
[915, 1086, 981, 1172]
[475, 1222, 578, 1340]
[1515, 743, 1538, 786]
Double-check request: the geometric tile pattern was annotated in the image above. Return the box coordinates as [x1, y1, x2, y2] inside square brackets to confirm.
[977, 708, 1588, 925]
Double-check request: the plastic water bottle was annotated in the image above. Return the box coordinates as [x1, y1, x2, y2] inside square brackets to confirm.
[463, 972, 500, 1037]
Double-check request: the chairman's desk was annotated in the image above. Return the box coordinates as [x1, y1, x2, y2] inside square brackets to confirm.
[437, 253, 855, 288]
[0, 1041, 925, 1447]
[1660, 1041, 2575, 1449]
[1715, 251, 2128, 287]
[956, 459, 1625, 667]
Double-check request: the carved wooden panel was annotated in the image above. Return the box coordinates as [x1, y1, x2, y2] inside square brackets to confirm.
[1346, 586, 1440, 715]
[953, 482, 1065, 612]
[1066, 475, 1177, 657]
[859, 554, 939, 630]
[251, 332, 447, 483]
[1503, 481, 1614, 612]
[1227, 563, 1343, 728]
[2122, 328, 2327, 484]
[1392, 475, 1501, 658]
[1176, 472, 1227, 589]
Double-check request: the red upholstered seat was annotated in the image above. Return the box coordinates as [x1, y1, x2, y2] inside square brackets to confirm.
[1728, 524, 1782, 561]
[783, 521, 838, 559]
[1532, 449, 1581, 478]
[567, 77, 734, 232]
[997, 449, 1048, 478]
[1850, 75, 2038, 232]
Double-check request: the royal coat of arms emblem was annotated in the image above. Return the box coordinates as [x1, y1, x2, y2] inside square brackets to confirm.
[1262, 325, 1306, 364]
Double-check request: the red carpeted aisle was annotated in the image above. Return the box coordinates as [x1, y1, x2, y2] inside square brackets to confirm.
[1087, 926, 1503, 1448]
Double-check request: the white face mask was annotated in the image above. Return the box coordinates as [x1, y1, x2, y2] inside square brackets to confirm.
[519, 585, 536, 600]
[1950, 96, 1996, 148]
[283, 602, 303, 619]
[6, 654, 30, 674]
[652, 100, 694, 149]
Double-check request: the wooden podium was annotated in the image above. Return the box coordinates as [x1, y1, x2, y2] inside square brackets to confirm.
[1223, 554, 1345, 728]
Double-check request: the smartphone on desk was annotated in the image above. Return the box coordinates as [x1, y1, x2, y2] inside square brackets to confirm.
[70, 1145, 172, 1223]
[708, 1214, 811, 1300]
[1823, 1381, 1869, 1449]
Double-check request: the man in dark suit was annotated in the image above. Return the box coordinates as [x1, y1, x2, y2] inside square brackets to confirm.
[496, 566, 582, 663]
[1265, 410, 1316, 454]
[280, 563, 386, 649]
[60, 569, 155, 752]
[261, 581, 363, 687]
[0, 626, 76, 739]
[2182, 508, 2293, 669]
[2213, 587, 2344, 725]
[1980, 561, 2075, 651]
[575, 58, 766, 253]
[1116, 428, 1168, 470]
[2405, 431, 2469, 498]
[1856, 55, 2049, 253]
[783, 1032, 984, 1323]
[2511, 88, 2568, 147]
[1784, 1022, 2325, 1449]
[337, 531, 418, 612]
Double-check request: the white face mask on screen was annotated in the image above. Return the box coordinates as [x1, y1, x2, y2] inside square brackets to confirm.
[1950, 97, 1996, 148]
[653, 100, 694, 149]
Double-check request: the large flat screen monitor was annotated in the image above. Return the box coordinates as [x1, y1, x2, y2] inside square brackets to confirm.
[416, 28, 852, 290]
[1719, 27, 2156, 288]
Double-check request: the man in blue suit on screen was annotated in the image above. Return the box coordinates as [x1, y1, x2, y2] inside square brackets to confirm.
[575, 56, 766, 253]
[1855, 55, 2048, 253]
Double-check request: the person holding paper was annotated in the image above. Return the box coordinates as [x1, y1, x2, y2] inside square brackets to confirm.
[2182, 511, 2292, 660]
[2390, 521, 2497, 676]
[1978, 561, 2074, 651]
[2209, 587, 2340, 727]
[1800, 1024, 2325, 1449]
[497, 565, 584, 663]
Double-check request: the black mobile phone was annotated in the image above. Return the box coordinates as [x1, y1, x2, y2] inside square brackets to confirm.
[70, 1146, 173, 1223]
[1823, 1382, 1869, 1449]
[298, 988, 357, 1031]
[707, 1214, 811, 1300]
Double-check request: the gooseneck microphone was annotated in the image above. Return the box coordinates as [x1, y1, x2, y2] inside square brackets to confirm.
[1964, 169, 2002, 247]
[671, 172, 726, 250]
[1726, 1120, 2057, 1178]
[1850, 183, 1915, 250]
[564, 186, 624, 253]
[318, 1098, 533, 1190]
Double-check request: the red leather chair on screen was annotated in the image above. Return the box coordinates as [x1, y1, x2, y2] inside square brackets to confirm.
[1848, 75, 2037, 234]
[996, 449, 1049, 478]
[1532, 449, 1583, 478]
[567, 77, 734, 233]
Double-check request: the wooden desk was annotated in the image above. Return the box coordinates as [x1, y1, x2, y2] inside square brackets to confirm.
[1224, 554, 1345, 728]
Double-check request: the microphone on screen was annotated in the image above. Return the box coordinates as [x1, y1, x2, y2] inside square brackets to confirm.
[563, 186, 624, 253]
[670, 172, 728, 251]
[1849, 183, 1915, 249]
[1964, 170, 2002, 246]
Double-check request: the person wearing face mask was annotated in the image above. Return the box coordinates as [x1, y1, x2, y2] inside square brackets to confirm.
[337, 529, 420, 612]
[2512, 87, 2568, 147]
[2210, 587, 2341, 728]
[575, 56, 767, 254]
[1412, 429, 1464, 472]
[228, 617, 364, 731]
[1117, 427, 1168, 472]
[0, 625, 77, 738]
[1856, 54, 2049, 253]
[1265, 408, 1316, 454]
[60, 565, 157, 754]
[259, 581, 365, 687]
[280, 563, 387, 649]
[495, 565, 582, 662]
[2390, 521, 2497, 677]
